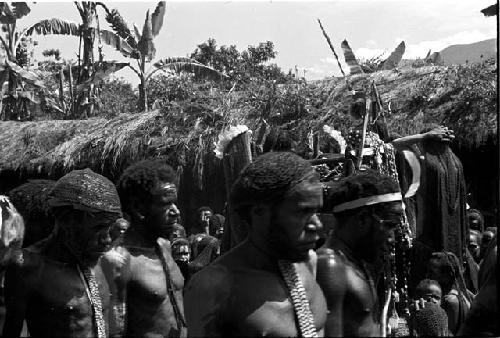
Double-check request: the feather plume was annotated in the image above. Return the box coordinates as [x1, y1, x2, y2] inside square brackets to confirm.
[323, 125, 346, 154]
[214, 125, 252, 159]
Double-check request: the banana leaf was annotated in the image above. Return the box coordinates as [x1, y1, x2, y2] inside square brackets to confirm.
[138, 10, 155, 61]
[153, 57, 226, 80]
[151, 1, 166, 37]
[26, 18, 80, 36]
[341, 40, 363, 75]
[381, 41, 405, 70]
[100, 30, 137, 59]
[12, 2, 31, 19]
[75, 61, 129, 94]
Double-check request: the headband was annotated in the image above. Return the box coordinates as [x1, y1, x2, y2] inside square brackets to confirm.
[332, 192, 402, 213]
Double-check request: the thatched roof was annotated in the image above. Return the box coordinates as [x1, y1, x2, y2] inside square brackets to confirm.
[0, 62, 496, 180]
[0, 111, 172, 179]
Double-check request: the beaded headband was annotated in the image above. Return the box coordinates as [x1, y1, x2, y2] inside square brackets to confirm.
[332, 192, 402, 213]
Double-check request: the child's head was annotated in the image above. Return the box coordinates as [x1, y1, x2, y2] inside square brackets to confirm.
[415, 279, 442, 305]
[413, 302, 449, 336]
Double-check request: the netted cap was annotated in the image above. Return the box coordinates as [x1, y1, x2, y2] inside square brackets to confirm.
[48, 169, 122, 216]
[230, 152, 317, 208]
[414, 302, 449, 336]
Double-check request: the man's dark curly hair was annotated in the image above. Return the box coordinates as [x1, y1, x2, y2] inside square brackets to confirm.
[117, 158, 177, 211]
[196, 206, 213, 216]
[230, 152, 317, 222]
[325, 170, 400, 220]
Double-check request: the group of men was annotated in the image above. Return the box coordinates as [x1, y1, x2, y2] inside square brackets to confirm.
[0, 149, 496, 337]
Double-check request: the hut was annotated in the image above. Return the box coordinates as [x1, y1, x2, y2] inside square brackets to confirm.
[0, 61, 497, 227]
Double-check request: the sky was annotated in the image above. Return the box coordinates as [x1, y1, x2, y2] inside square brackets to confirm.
[18, 0, 499, 85]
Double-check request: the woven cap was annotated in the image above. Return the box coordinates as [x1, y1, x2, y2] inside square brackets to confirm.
[48, 169, 122, 216]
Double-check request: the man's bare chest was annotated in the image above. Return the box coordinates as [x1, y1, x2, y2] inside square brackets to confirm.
[29, 262, 110, 321]
[227, 270, 324, 336]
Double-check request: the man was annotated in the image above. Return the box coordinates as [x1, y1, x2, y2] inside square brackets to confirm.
[185, 152, 327, 337]
[171, 238, 191, 281]
[165, 223, 187, 243]
[316, 170, 403, 336]
[466, 209, 484, 232]
[3, 169, 122, 337]
[468, 230, 481, 263]
[189, 206, 213, 235]
[102, 159, 186, 337]
[208, 214, 225, 240]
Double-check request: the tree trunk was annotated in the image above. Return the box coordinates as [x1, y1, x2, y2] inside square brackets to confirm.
[138, 77, 148, 112]
[75, 2, 96, 119]
[137, 56, 148, 112]
[59, 68, 66, 114]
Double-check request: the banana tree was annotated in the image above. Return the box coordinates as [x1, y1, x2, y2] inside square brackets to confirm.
[0, 2, 47, 120]
[100, 1, 226, 111]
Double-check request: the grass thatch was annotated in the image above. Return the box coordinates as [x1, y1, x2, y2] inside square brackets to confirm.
[0, 62, 496, 181]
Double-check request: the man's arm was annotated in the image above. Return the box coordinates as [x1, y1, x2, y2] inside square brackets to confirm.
[2, 261, 29, 337]
[184, 265, 230, 337]
[316, 253, 347, 337]
[391, 126, 454, 151]
[100, 247, 131, 338]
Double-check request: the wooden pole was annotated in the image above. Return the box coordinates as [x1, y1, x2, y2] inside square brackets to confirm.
[58, 67, 66, 115]
[68, 64, 74, 117]
[356, 97, 371, 170]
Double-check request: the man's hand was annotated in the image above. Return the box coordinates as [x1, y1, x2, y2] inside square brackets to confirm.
[423, 126, 455, 143]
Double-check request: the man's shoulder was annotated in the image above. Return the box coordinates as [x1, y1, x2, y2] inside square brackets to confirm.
[317, 246, 349, 274]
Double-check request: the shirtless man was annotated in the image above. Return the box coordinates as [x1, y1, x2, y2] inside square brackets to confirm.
[3, 169, 122, 338]
[316, 170, 403, 337]
[185, 152, 327, 337]
[102, 159, 186, 337]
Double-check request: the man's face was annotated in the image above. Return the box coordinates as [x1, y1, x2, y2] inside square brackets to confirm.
[199, 210, 212, 232]
[358, 202, 402, 262]
[420, 284, 442, 305]
[467, 214, 482, 231]
[166, 225, 185, 242]
[468, 233, 481, 262]
[268, 180, 323, 262]
[144, 182, 180, 238]
[73, 212, 115, 262]
[173, 243, 190, 262]
[110, 218, 129, 243]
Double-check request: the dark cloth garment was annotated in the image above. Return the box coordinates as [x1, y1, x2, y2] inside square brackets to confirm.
[415, 142, 468, 262]
[463, 247, 480, 294]
[443, 289, 472, 335]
